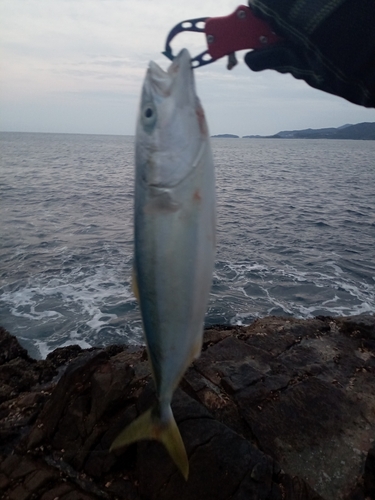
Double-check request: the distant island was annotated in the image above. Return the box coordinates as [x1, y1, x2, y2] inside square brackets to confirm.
[211, 134, 239, 138]
[243, 122, 375, 140]
[212, 122, 375, 140]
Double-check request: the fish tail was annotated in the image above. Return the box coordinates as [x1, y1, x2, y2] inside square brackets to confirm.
[110, 404, 189, 480]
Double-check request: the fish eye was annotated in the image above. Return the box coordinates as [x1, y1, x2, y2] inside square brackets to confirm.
[141, 103, 157, 132]
[144, 107, 153, 118]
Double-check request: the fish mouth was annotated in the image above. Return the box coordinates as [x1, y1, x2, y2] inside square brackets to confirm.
[146, 49, 195, 105]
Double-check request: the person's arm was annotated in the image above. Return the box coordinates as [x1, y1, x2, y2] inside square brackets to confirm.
[245, 0, 375, 108]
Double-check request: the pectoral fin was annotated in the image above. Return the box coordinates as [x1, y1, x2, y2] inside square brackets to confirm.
[132, 266, 140, 302]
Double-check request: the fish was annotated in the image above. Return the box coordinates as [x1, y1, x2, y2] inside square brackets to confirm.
[110, 48, 216, 480]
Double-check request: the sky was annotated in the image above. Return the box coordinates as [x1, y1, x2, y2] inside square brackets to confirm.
[1, 0, 375, 137]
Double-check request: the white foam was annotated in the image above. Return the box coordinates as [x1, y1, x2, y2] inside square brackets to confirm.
[322, 295, 340, 306]
[60, 339, 92, 350]
[0, 261, 138, 356]
[2, 251, 374, 359]
[34, 341, 51, 359]
[214, 256, 375, 323]
[34, 337, 93, 358]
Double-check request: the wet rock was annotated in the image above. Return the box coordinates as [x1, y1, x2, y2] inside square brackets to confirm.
[337, 314, 375, 339]
[0, 315, 374, 499]
[0, 326, 31, 365]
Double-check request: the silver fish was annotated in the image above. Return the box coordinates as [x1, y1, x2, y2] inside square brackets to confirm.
[110, 49, 216, 479]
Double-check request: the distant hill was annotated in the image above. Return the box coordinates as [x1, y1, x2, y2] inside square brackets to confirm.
[243, 122, 375, 140]
[211, 134, 239, 138]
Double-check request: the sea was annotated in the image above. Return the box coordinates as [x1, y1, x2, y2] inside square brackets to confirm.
[1, 132, 374, 359]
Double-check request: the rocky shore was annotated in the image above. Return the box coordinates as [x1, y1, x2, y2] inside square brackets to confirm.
[1, 314, 374, 500]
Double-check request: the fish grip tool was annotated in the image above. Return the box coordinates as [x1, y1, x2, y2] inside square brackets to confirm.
[163, 5, 282, 69]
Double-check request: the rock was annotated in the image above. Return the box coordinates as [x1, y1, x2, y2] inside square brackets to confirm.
[0, 326, 31, 365]
[0, 315, 374, 499]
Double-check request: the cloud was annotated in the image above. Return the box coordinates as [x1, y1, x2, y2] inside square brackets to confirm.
[1, 0, 375, 135]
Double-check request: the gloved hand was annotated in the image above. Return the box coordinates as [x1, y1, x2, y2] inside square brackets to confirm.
[245, 0, 375, 108]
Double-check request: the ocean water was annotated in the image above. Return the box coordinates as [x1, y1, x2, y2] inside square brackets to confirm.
[1, 132, 374, 359]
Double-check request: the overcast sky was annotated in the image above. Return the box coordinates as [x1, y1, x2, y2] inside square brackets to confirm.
[1, 0, 375, 137]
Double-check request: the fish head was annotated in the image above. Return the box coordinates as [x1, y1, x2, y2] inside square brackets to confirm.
[136, 49, 208, 188]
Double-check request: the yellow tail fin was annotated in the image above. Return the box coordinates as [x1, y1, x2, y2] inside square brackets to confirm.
[110, 405, 189, 480]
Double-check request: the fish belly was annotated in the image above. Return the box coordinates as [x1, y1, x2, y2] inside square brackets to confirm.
[135, 139, 215, 402]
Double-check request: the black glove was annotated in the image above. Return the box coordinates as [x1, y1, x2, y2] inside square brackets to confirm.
[245, 0, 375, 108]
